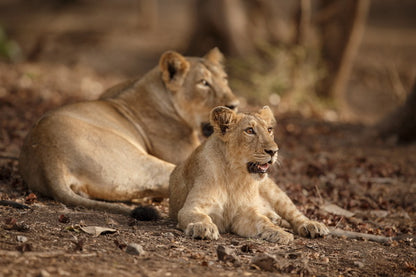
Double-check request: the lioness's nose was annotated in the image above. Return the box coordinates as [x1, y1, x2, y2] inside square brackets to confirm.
[225, 100, 239, 111]
[265, 149, 277, 157]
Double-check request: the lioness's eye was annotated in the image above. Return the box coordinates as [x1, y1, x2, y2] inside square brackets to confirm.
[268, 127, 273, 133]
[200, 79, 210, 87]
[245, 127, 255, 135]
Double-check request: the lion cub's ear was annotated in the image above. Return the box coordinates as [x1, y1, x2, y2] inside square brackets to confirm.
[159, 51, 190, 92]
[257, 106, 276, 125]
[210, 106, 237, 136]
[204, 47, 225, 66]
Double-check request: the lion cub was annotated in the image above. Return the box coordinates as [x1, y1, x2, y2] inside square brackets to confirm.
[169, 106, 329, 243]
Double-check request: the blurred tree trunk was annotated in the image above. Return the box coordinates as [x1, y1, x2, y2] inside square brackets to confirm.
[314, 0, 370, 99]
[186, 0, 253, 56]
[185, 0, 290, 56]
[378, 82, 416, 143]
[295, 0, 312, 46]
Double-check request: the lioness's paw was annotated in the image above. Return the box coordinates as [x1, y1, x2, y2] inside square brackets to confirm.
[185, 222, 220, 240]
[296, 220, 329, 238]
[259, 228, 294, 244]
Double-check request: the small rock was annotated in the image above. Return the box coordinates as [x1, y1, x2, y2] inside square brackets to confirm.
[217, 245, 236, 262]
[126, 243, 146, 256]
[287, 252, 302, 259]
[71, 238, 85, 252]
[369, 210, 388, 218]
[230, 240, 239, 246]
[25, 193, 37, 204]
[321, 256, 330, 264]
[240, 244, 254, 253]
[16, 235, 28, 243]
[251, 253, 276, 272]
[354, 261, 365, 268]
[164, 232, 174, 238]
[57, 269, 70, 276]
[58, 214, 70, 223]
[106, 217, 119, 226]
[39, 269, 50, 277]
[114, 239, 127, 250]
[16, 243, 32, 252]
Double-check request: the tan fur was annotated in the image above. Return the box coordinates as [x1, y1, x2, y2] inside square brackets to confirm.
[169, 106, 329, 243]
[19, 48, 239, 215]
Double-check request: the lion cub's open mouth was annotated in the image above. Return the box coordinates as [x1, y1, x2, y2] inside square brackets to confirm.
[247, 161, 272, 174]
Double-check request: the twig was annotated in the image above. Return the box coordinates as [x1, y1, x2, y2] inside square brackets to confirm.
[0, 155, 18, 161]
[0, 250, 97, 258]
[152, 252, 172, 262]
[0, 200, 31, 210]
[334, 217, 344, 229]
[314, 184, 323, 205]
[330, 227, 396, 243]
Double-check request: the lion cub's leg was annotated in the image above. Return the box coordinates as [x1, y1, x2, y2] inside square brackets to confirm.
[177, 194, 221, 240]
[260, 179, 329, 238]
[231, 207, 294, 244]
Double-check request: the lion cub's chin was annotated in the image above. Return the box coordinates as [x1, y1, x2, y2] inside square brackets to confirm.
[253, 172, 270, 181]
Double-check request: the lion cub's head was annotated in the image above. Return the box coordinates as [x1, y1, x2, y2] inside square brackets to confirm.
[210, 106, 278, 177]
[159, 48, 239, 136]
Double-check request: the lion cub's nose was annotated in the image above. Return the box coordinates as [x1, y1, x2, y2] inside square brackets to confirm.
[264, 149, 278, 157]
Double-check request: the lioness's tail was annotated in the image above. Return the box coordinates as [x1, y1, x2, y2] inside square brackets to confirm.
[48, 179, 159, 220]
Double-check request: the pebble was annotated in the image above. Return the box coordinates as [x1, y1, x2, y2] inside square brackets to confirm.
[216, 245, 236, 262]
[16, 235, 28, 243]
[250, 253, 276, 272]
[39, 270, 50, 277]
[354, 261, 365, 268]
[126, 243, 146, 256]
[217, 245, 241, 266]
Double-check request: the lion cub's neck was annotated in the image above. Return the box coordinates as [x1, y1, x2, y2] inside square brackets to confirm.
[208, 136, 264, 192]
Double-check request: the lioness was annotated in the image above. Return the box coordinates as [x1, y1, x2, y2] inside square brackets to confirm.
[169, 106, 329, 243]
[19, 48, 239, 216]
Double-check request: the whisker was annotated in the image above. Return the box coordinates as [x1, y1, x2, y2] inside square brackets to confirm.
[274, 156, 283, 167]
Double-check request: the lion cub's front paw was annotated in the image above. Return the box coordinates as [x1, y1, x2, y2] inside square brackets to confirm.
[185, 222, 220, 240]
[296, 220, 329, 238]
[259, 227, 294, 244]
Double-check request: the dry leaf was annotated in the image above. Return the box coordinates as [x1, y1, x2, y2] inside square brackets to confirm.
[80, 226, 116, 237]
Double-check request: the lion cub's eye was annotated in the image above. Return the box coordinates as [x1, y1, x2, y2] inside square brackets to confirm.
[245, 127, 255, 135]
[267, 127, 273, 133]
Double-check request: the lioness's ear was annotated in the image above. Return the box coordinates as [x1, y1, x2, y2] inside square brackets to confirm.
[159, 51, 190, 91]
[210, 106, 237, 135]
[257, 106, 276, 125]
[204, 47, 224, 65]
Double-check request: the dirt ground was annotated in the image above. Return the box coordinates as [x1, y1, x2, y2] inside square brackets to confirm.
[1, 1, 416, 276]
[1, 62, 415, 276]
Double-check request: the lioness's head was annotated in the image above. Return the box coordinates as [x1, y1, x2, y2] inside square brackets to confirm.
[210, 106, 278, 178]
[159, 48, 239, 136]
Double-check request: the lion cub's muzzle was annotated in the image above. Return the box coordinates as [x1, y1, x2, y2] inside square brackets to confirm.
[247, 148, 278, 174]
